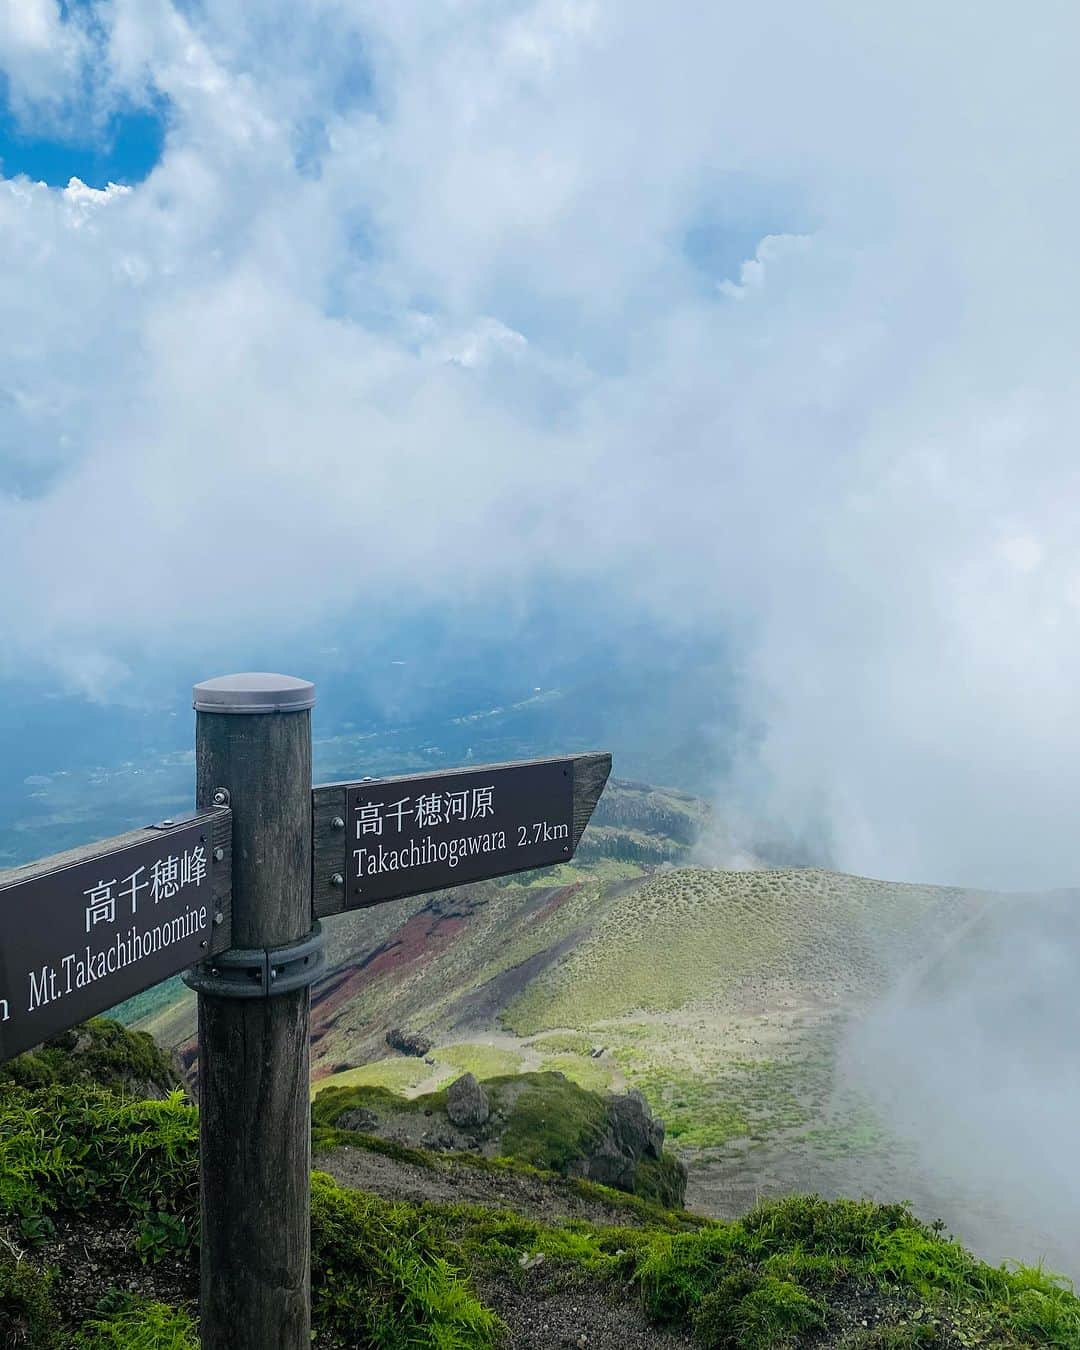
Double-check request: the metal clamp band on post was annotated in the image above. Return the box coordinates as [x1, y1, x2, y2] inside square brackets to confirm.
[184, 921, 325, 999]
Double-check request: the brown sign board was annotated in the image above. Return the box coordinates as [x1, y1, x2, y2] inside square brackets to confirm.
[0, 810, 232, 1064]
[312, 752, 611, 917]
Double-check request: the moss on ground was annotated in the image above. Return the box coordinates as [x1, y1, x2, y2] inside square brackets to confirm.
[0, 1256, 62, 1348]
[490, 1072, 608, 1173]
[3, 1082, 1079, 1348]
[312, 1082, 448, 1128]
[0, 1019, 179, 1097]
[312, 1071, 687, 1208]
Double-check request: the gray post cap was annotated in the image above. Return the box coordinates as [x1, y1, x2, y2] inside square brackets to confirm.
[193, 673, 316, 714]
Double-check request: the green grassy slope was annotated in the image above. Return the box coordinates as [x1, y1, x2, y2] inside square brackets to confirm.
[3, 1077, 1078, 1349]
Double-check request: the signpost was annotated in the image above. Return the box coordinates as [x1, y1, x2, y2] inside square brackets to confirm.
[313, 753, 610, 915]
[0, 812, 232, 1063]
[0, 672, 610, 1349]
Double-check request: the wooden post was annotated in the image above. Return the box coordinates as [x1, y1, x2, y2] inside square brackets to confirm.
[192, 674, 316, 1350]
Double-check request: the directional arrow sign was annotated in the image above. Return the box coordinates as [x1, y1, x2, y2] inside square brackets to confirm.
[312, 753, 611, 916]
[0, 811, 232, 1063]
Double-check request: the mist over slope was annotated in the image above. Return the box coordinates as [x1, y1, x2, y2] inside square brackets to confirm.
[127, 780, 1080, 1280]
[843, 886, 1080, 1276]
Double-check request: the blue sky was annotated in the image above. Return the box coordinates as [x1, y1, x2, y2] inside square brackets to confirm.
[0, 88, 165, 186]
[1, 1, 1079, 890]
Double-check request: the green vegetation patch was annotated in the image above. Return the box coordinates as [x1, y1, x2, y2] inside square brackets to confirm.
[632, 1194, 1080, 1348]
[489, 1072, 608, 1173]
[529, 1032, 593, 1054]
[6, 1079, 1079, 1349]
[506, 867, 974, 1031]
[694, 1273, 826, 1349]
[437, 1043, 524, 1081]
[539, 1052, 613, 1093]
[311, 1055, 443, 1100]
[72, 1291, 198, 1349]
[311, 1173, 503, 1348]
[312, 1082, 447, 1130]
[0, 1084, 198, 1247]
[0, 1019, 179, 1097]
[0, 1256, 62, 1349]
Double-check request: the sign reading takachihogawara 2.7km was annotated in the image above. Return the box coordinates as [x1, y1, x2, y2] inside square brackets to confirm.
[0, 812, 232, 1063]
[313, 754, 611, 914]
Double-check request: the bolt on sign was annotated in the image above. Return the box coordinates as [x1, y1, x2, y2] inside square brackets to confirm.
[312, 753, 611, 915]
[0, 812, 232, 1063]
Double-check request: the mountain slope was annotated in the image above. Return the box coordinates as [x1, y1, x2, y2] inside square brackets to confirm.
[128, 780, 1077, 1274]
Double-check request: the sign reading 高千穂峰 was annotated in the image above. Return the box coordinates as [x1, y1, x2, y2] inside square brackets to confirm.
[0, 813, 232, 1063]
[313, 755, 609, 913]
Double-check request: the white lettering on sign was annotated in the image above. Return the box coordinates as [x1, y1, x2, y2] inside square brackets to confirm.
[119, 866, 149, 916]
[354, 829, 508, 877]
[84, 879, 117, 933]
[445, 790, 468, 822]
[28, 965, 55, 1013]
[81, 848, 208, 935]
[356, 803, 382, 836]
[181, 845, 207, 888]
[26, 905, 208, 1013]
[0, 817, 226, 1066]
[354, 786, 499, 839]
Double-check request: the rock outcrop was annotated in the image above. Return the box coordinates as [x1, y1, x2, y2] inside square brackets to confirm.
[385, 1028, 433, 1058]
[315, 1070, 687, 1208]
[0, 1018, 182, 1099]
[569, 1088, 686, 1205]
[446, 1073, 491, 1128]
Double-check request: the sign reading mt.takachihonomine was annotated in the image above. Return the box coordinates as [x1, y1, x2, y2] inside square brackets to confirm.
[0, 812, 232, 1063]
[313, 753, 611, 914]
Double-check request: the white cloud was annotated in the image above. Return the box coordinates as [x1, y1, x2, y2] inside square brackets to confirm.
[718, 234, 811, 300]
[0, 0, 92, 113]
[2, 1, 1080, 890]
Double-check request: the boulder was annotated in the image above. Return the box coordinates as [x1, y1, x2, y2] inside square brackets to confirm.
[608, 1089, 665, 1161]
[338, 1107, 379, 1133]
[567, 1088, 684, 1204]
[578, 1134, 637, 1192]
[385, 1028, 433, 1058]
[446, 1072, 490, 1128]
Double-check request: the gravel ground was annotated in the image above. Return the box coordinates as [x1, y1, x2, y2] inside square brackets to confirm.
[475, 1266, 693, 1349]
[5, 1211, 197, 1335]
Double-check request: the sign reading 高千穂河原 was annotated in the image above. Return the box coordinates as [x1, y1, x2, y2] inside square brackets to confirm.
[0, 813, 232, 1063]
[345, 760, 570, 905]
[313, 755, 609, 913]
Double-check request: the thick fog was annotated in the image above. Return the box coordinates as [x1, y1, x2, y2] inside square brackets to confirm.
[842, 886, 1080, 1277]
[2, 2, 1079, 891]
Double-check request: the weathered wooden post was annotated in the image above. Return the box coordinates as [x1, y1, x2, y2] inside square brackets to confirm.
[186, 674, 323, 1349]
[0, 668, 609, 1346]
